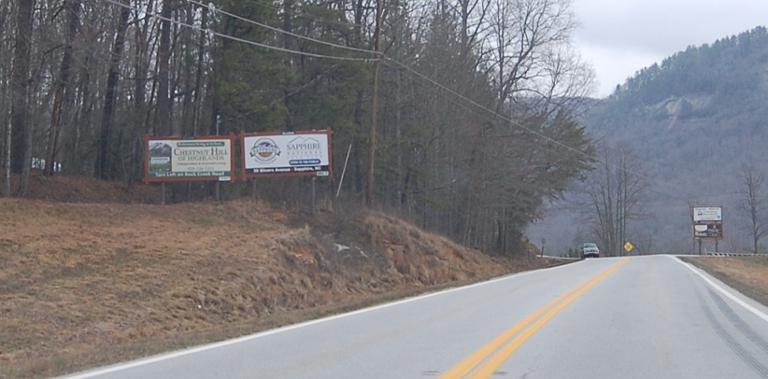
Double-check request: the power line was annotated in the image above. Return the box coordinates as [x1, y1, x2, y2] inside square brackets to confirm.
[175, 0, 598, 166]
[185, 0, 380, 57]
[102, 0, 378, 62]
[383, 57, 595, 161]
[199, 0, 360, 28]
[177, 0, 575, 158]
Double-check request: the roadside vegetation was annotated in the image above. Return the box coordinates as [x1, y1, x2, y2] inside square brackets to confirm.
[0, 0, 594, 256]
[0, 175, 566, 378]
[683, 256, 768, 307]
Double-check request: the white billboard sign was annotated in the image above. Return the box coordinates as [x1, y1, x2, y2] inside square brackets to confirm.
[693, 207, 722, 222]
[692, 206, 723, 239]
[242, 131, 331, 177]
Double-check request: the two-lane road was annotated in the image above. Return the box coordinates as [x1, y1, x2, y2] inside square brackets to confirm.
[64, 256, 768, 379]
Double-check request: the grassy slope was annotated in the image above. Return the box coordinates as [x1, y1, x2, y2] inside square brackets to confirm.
[0, 194, 561, 378]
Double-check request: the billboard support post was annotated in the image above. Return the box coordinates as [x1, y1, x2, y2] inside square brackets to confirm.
[692, 234, 695, 255]
[311, 176, 317, 213]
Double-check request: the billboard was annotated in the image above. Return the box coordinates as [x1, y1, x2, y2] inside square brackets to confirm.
[693, 207, 722, 222]
[145, 136, 234, 182]
[692, 206, 723, 239]
[241, 130, 332, 177]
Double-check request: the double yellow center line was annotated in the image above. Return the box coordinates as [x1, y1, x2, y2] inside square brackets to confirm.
[440, 257, 631, 379]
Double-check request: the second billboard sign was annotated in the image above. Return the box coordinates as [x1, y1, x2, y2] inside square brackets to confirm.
[241, 130, 332, 177]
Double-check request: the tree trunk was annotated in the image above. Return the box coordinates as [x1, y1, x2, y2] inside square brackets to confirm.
[96, 1, 130, 179]
[131, 0, 154, 181]
[45, 0, 79, 176]
[192, 8, 207, 135]
[10, 0, 35, 195]
[156, 0, 174, 136]
[0, 0, 10, 196]
[3, 116, 10, 196]
[180, 4, 194, 137]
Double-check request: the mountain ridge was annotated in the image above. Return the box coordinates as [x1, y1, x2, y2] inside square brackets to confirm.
[529, 26, 768, 253]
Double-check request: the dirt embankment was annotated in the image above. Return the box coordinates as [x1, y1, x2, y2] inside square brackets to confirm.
[0, 177, 563, 378]
[683, 256, 768, 306]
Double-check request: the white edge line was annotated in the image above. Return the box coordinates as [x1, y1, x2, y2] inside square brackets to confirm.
[670, 255, 768, 324]
[59, 258, 586, 378]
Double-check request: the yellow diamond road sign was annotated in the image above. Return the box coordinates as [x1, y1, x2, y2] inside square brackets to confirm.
[624, 241, 635, 253]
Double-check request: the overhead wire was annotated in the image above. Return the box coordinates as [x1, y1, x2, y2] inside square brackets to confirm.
[185, 0, 380, 57]
[201, 0, 361, 28]
[102, 0, 378, 62]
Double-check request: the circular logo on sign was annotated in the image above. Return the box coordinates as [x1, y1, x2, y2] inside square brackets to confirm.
[250, 138, 280, 163]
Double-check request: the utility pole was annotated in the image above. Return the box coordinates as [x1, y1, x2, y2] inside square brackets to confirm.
[366, 0, 384, 207]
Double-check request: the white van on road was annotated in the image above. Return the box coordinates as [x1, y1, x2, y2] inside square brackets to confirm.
[581, 243, 600, 258]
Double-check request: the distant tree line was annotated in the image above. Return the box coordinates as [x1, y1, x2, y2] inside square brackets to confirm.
[0, 0, 594, 255]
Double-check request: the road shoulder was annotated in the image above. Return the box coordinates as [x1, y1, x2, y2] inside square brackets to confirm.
[677, 256, 768, 318]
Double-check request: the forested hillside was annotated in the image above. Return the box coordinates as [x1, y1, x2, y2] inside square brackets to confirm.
[0, 0, 595, 255]
[530, 26, 768, 254]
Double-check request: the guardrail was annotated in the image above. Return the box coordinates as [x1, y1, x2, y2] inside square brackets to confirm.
[702, 252, 765, 257]
[540, 255, 581, 260]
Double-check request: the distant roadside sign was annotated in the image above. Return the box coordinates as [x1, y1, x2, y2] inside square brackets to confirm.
[241, 130, 332, 178]
[691, 206, 723, 239]
[624, 241, 634, 253]
[693, 207, 722, 222]
[144, 136, 234, 183]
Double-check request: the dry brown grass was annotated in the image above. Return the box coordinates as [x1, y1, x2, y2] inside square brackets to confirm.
[683, 256, 768, 306]
[7, 173, 160, 203]
[0, 198, 563, 378]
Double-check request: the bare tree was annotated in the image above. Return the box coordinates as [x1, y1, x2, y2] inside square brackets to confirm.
[44, 0, 80, 176]
[739, 165, 767, 254]
[583, 144, 647, 256]
[487, 0, 576, 112]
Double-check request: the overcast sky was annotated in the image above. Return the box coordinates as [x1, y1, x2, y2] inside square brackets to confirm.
[573, 0, 768, 97]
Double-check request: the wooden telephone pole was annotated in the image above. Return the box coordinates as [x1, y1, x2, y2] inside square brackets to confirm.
[366, 0, 384, 207]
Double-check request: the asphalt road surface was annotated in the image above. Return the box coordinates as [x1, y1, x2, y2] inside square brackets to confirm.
[63, 256, 768, 379]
